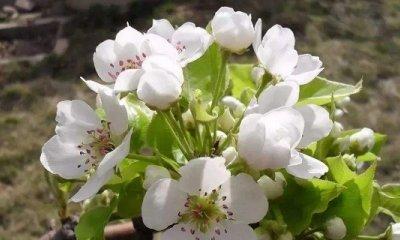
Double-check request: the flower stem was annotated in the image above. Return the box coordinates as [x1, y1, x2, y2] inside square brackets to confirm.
[157, 110, 193, 159]
[126, 153, 159, 164]
[211, 50, 230, 109]
[255, 71, 272, 98]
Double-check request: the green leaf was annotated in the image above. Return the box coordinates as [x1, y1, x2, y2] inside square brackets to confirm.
[184, 43, 222, 101]
[75, 198, 117, 240]
[371, 133, 387, 155]
[275, 175, 344, 235]
[379, 183, 400, 221]
[356, 152, 379, 162]
[117, 177, 145, 218]
[146, 113, 175, 158]
[298, 77, 362, 106]
[228, 64, 256, 99]
[317, 157, 376, 240]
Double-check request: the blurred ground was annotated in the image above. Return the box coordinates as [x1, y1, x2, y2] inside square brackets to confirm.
[0, 0, 399, 239]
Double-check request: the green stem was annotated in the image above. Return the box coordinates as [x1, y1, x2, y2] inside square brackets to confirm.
[255, 71, 273, 98]
[165, 110, 193, 155]
[158, 110, 192, 159]
[356, 234, 387, 240]
[175, 103, 195, 150]
[211, 50, 230, 109]
[126, 153, 160, 164]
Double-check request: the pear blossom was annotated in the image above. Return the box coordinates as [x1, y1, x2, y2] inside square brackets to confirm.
[211, 7, 255, 53]
[325, 217, 347, 240]
[142, 157, 268, 240]
[253, 19, 323, 85]
[40, 90, 132, 202]
[238, 82, 332, 179]
[148, 19, 213, 66]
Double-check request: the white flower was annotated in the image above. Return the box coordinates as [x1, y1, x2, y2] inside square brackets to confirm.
[143, 165, 171, 190]
[211, 7, 255, 53]
[40, 90, 132, 202]
[349, 127, 375, 152]
[325, 217, 346, 240]
[253, 19, 323, 85]
[222, 146, 238, 165]
[148, 19, 213, 66]
[83, 26, 184, 109]
[257, 173, 285, 200]
[330, 121, 344, 138]
[391, 223, 400, 240]
[142, 157, 268, 240]
[238, 82, 332, 179]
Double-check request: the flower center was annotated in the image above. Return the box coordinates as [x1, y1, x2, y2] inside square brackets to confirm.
[107, 53, 147, 80]
[175, 41, 186, 53]
[76, 120, 115, 173]
[179, 190, 229, 233]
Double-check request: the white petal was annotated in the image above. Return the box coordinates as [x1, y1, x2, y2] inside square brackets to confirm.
[172, 23, 212, 65]
[252, 18, 262, 51]
[142, 55, 184, 84]
[178, 157, 231, 195]
[286, 152, 328, 179]
[161, 223, 209, 240]
[81, 78, 114, 94]
[99, 90, 128, 136]
[148, 19, 175, 41]
[93, 39, 118, 82]
[285, 54, 323, 85]
[69, 169, 114, 202]
[141, 33, 179, 61]
[114, 26, 143, 59]
[56, 100, 101, 129]
[213, 221, 258, 240]
[114, 69, 143, 92]
[248, 81, 299, 114]
[96, 129, 132, 176]
[55, 124, 88, 143]
[40, 135, 86, 179]
[262, 24, 295, 50]
[296, 104, 333, 148]
[143, 165, 171, 190]
[142, 179, 188, 231]
[137, 69, 182, 110]
[219, 173, 268, 224]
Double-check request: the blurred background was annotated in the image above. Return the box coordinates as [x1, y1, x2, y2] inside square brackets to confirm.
[0, 0, 399, 239]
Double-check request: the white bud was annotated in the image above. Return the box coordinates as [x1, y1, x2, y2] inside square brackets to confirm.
[143, 165, 171, 190]
[278, 232, 293, 240]
[221, 96, 246, 117]
[334, 109, 344, 118]
[211, 7, 255, 53]
[216, 131, 227, 147]
[350, 128, 375, 152]
[251, 66, 265, 85]
[391, 223, 400, 240]
[330, 122, 344, 138]
[218, 108, 235, 132]
[325, 217, 346, 240]
[182, 110, 195, 129]
[257, 174, 285, 200]
[336, 96, 351, 108]
[342, 154, 356, 170]
[222, 146, 238, 165]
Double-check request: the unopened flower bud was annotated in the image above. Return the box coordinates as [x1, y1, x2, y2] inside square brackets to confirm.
[391, 223, 400, 240]
[251, 66, 265, 85]
[334, 109, 344, 118]
[278, 232, 293, 240]
[222, 146, 238, 165]
[216, 131, 227, 147]
[330, 122, 344, 138]
[211, 7, 255, 53]
[257, 173, 285, 200]
[350, 128, 375, 153]
[336, 96, 351, 109]
[218, 108, 235, 132]
[325, 217, 346, 240]
[222, 96, 246, 117]
[182, 110, 195, 129]
[143, 165, 171, 190]
[334, 136, 350, 153]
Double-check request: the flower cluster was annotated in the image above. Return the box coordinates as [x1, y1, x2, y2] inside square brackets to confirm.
[40, 6, 397, 240]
